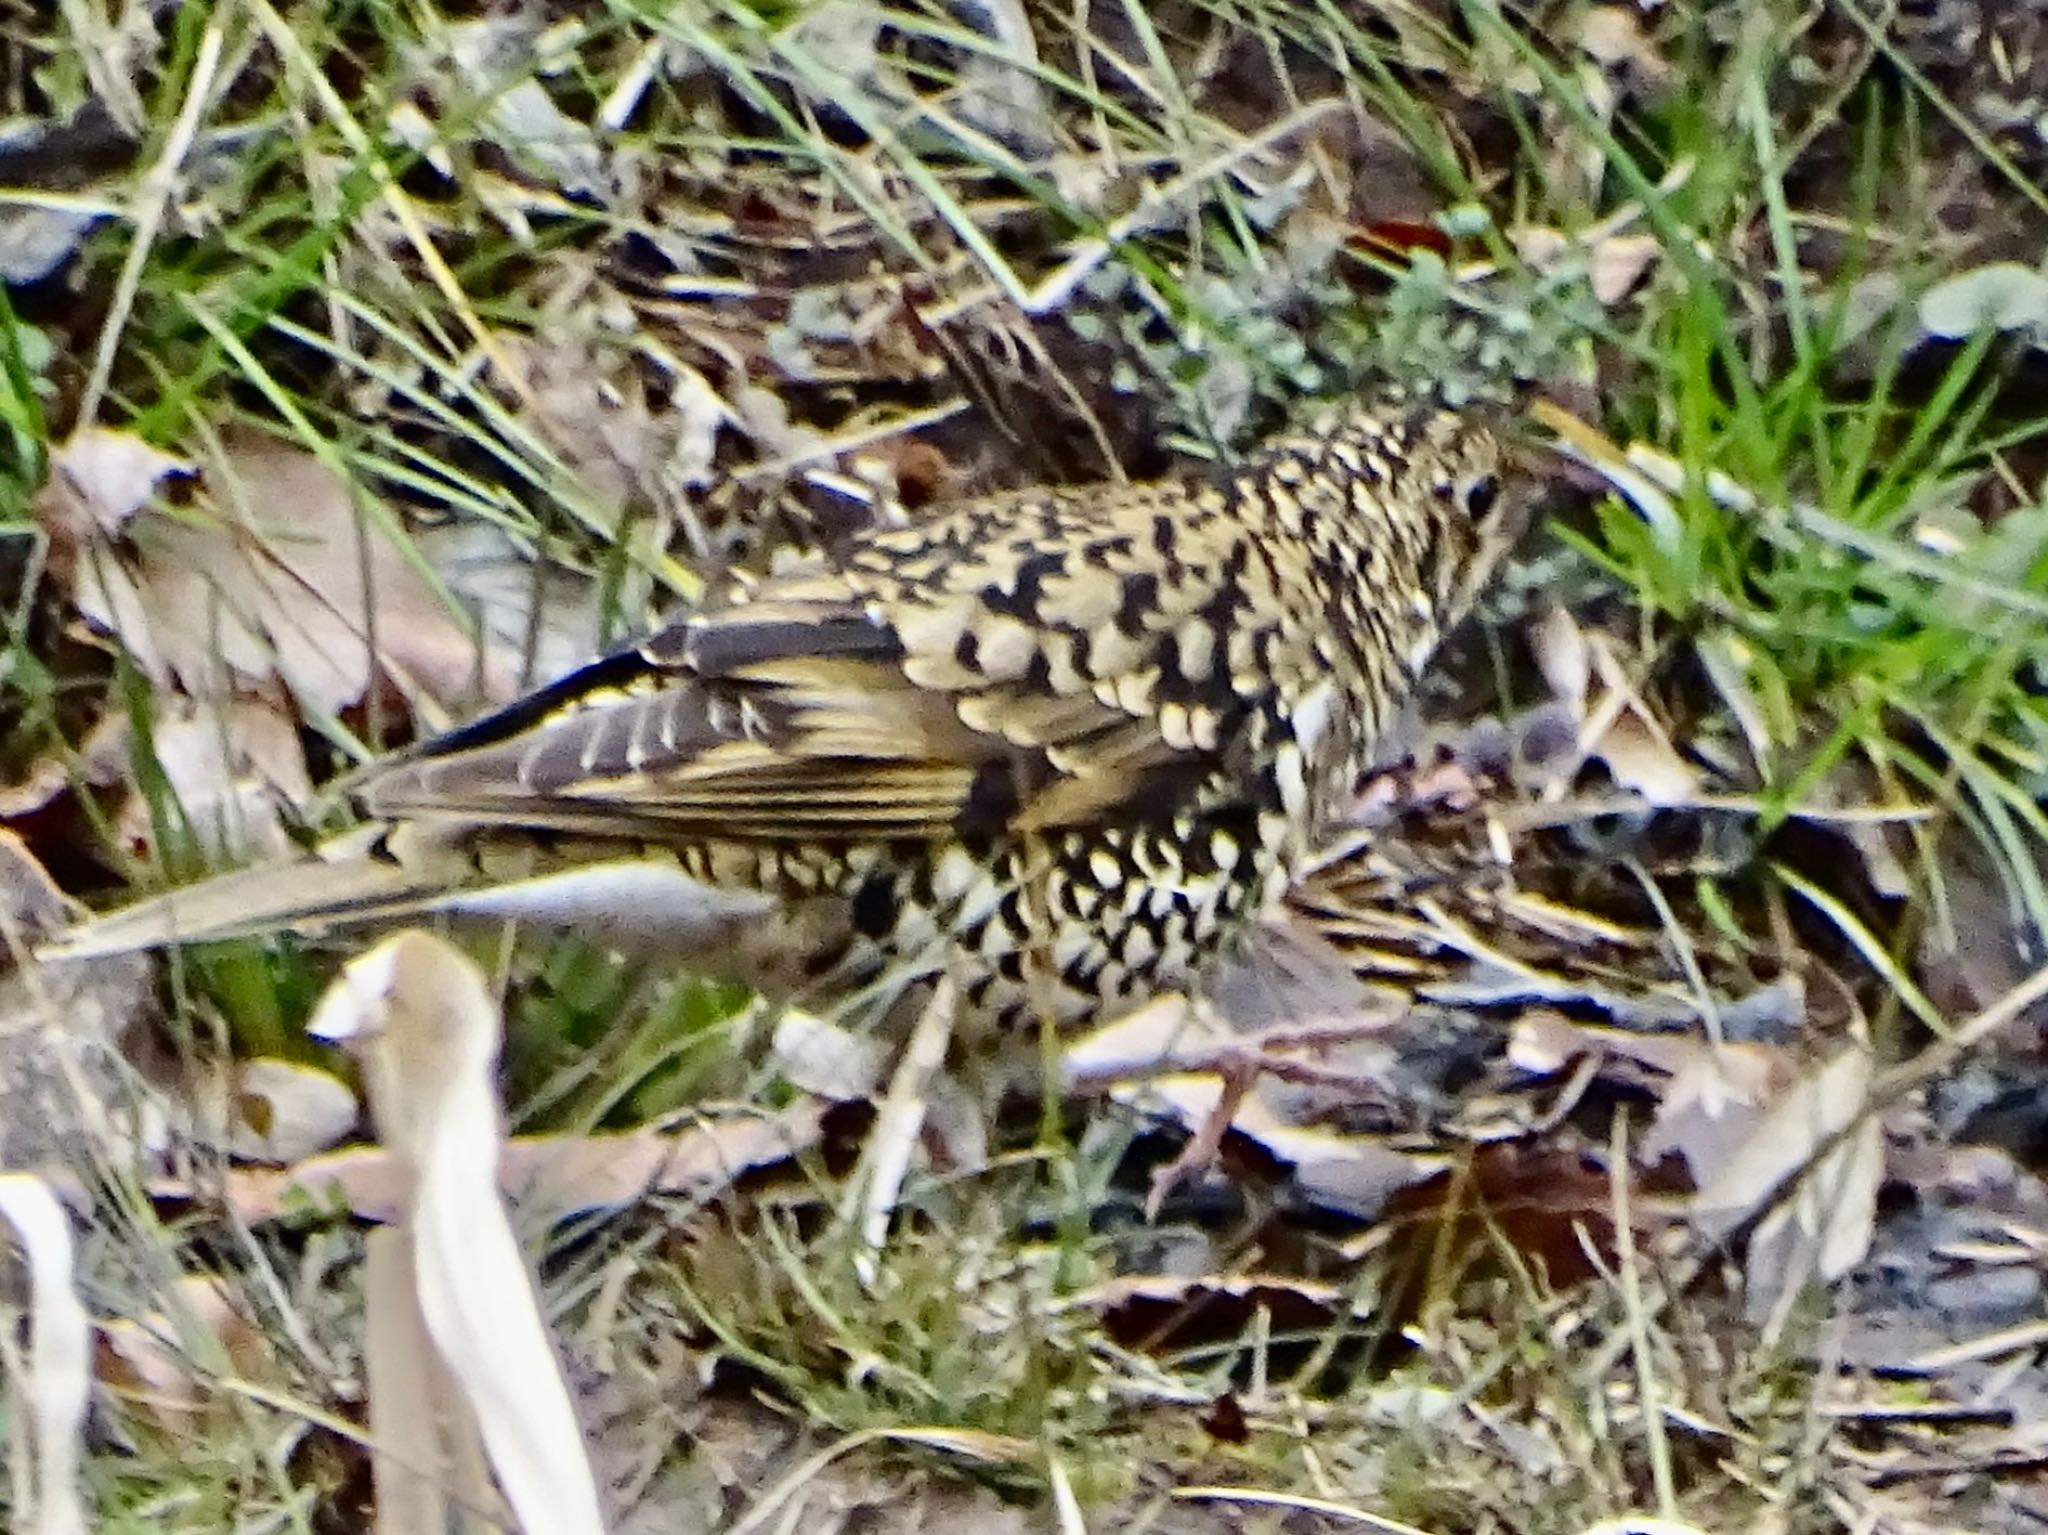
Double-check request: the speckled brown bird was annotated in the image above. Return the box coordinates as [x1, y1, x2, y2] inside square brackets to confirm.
[48, 399, 1527, 1031]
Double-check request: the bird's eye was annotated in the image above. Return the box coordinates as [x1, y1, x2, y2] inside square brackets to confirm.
[1462, 474, 1501, 520]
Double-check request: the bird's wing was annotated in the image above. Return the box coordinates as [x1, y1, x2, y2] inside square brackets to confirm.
[363, 590, 993, 840]
[366, 484, 1309, 841]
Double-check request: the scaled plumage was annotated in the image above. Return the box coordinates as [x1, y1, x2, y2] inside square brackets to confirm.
[48, 399, 1528, 1030]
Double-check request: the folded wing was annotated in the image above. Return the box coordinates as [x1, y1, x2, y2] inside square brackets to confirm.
[367, 493, 1289, 843]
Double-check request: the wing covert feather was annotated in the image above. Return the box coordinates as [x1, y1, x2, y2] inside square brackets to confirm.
[368, 476, 1317, 839]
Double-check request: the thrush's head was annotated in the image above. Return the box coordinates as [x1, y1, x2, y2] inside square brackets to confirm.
[1290, 400, 1529, 679]
[1406, 406, 1530, 643]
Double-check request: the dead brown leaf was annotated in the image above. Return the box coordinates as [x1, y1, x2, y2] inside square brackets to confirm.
[0, 1174, 90, 1531]
[1593, 708, 1700, 805]
[1509, 226, 1661, 305]
[96, 1275, 278, 1439]
[79, 694, 313, 863]
[35, 426, 192, 546]
[1531, 603, 1590, 712]
[309, 930, 605, 1533]
[39, 433, 523, 721]
[1071, 1273, 1349, 1357]
[501, 332, 726, 530]
[1572, 5, 1675, 86]
[1688, 1048, 1882, 1323]
[1637, 1041, 1789, 1185]
[230, 1058, 359, 1165]
[0, 827, 75, 947]
[1918, 832, 2048, 1025]
[199, 1102, 827, 1224]
[1510, 1011, 1793, 1178]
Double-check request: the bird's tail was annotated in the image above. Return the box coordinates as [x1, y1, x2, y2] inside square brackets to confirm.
[36, 822, 813, 984]
[36, 824, 481, 960]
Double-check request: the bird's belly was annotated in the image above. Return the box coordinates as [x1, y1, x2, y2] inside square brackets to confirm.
[680, 814, 1288, 1032]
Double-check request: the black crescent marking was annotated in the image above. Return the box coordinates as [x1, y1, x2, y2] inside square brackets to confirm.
[405, 647, 657, 763]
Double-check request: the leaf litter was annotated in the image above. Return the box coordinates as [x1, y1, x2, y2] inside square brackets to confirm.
[6, 0, 2048, 1529]
[38, 430, 519, 721]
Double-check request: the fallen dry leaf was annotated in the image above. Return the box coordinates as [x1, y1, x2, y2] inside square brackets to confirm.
[203, 1104, 826, 1224]
[1124, 1073, 1447, 1219]
[1506, 1011, 1723, 1082]
[95, 1274, 278, 1439]
[363, 1225, 500, 1534]
[1509, 226, 1661, 305]
[1593, 708, 1700, 805]
[1748, 1108, 1884, 1332]
[83, 694, 313, 864]
[1585, 232, 1662, 304]
[0, 827, 75, 946]
[772, 1009, 889, 1101]
[415, 519, 603, 693]
[1509, 1011, 1792, 1174]
[0, 1174, 89, 1535]
[1289, 1133, 1451, 1220]
[1637, 1043, 1788, 1186]
[1917, 831, 2047, 1021]
[1688, 1048, 1881, 1321]
[40, 433, 525, 722]
[36, 426, 192, 544]
[1060, 994, 1220, 1085]
[1503, 1010, 1587, 1077]
[1518, 599, 1703, 806]
[504, 1105, 827, 1221]
[1069, 1272, 1351, 1357]
[230, 1058, 359, 1165]
[439, 17, 605, 196]
[1572, 5, 1674, 86]
[1531, 603, 1590, 713]
[502, 332, 664, 526]
[0, 832, 159, 1179]
[310, 930, 605, 1535]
